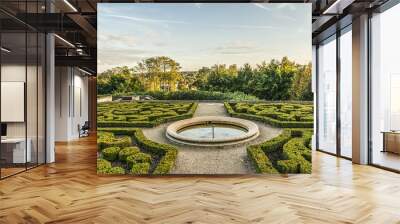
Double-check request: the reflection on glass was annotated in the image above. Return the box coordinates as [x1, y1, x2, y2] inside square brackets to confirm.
[318, 36, 337, 154]
[1, 32, 27, 177]
[371, 3, 400, 171]
[340, 28, 352, 158]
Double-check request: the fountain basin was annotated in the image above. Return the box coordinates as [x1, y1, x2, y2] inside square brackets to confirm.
[166, 116, 259, 147]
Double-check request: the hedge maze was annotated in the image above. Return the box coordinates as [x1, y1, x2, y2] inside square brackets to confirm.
[97, 128, 178, 175]
[224, 102, 313, 128]
[96, 100, 314, 175]
[247, 129, 312, 174]
[97, 102, 197, 175]
[224, 102, 313, 174]
[97, 101, 198, 127]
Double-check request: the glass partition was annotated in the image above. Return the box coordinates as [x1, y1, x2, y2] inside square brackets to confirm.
[0, 3, 46, 179]
[1, 31, 28, 177]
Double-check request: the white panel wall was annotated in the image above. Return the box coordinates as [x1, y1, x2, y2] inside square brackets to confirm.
[55, 67, 89, 141]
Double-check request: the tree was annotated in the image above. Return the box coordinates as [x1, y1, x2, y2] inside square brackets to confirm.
[135, 56, 181, 91]
[97, 66, 143, 95]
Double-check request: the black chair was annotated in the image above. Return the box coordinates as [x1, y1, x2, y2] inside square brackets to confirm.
[79, 121, 90, 138]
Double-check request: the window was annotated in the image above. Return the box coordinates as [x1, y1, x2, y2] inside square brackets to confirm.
[317, 35, 337, 154]
[339, 26, 352, 158]
[370, 3, 400, 171]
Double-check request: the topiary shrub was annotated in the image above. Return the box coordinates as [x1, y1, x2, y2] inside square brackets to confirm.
[126, 152, 152, 168]
[106, 166, 126, 175]
[97, 158, 111, 172]
[97, 102, 198, 128]
[246, 128, 312, 174]
[130, 163, 151, 175]
[247, 145, 279, 174]
[119, 147, 140, 162]
[97, 132, 131, 151]
[97, 159, 125, 175]
[98, 128, 178, 174]
[133, 129, 178, 174]
[102, 147, 121, 161]
[225, 102, 313, 128]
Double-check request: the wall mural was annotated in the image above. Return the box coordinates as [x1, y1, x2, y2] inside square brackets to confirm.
[97, 3, 313, 175]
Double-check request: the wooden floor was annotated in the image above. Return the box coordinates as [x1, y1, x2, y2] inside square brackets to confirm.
[0, 136, 400, 224]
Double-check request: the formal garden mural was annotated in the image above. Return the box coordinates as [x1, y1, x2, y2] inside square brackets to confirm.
[97, 3, 312, 175]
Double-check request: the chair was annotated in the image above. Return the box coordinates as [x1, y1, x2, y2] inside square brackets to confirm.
[79, 121, 90, 138]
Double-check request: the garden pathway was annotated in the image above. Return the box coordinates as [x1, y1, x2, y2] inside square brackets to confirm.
[142, 103, 282, 174]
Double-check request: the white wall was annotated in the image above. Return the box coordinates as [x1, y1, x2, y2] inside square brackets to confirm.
[55, 67, 89, 141]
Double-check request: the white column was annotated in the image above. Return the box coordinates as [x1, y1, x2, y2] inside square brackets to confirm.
[352, 14, 369, 164]
[46, 33, 55, 163]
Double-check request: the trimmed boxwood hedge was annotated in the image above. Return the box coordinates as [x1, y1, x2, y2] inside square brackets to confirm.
[97, 159, 126, 175]
[119, 147, 140, 162]
[132, 129, 178, 175]
[131, 163, 151, 175]
[126, 152, 151, 168]
[102, 147, 121, 161]
[224, 102, 313, 128]
[97, 128, 178, 175]
[98, 102, 198, 128]
[247, 145, 279, 174]
[97, 132, 131, 151]
[247, 129, 312, 174]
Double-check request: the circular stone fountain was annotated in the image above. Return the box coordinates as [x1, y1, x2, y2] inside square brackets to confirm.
[166, 116, 260, 147]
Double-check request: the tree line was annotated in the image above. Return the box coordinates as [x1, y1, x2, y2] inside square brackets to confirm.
[97, 56, 313, 101]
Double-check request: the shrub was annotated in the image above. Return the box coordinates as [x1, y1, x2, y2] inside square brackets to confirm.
[246, 129, 312, 174]
[260, 129, 292, 154]
[97, 158, 111, 172]
[130, 163, 151, 175]
[97, 132, 131, 151]
[119, 147, 140, 162]
[97, 102, 198, 128]
[97, 159, 125, 175]
[126, 152, 152, 168]
[98, 127, 178, 174]
[225, 102, 313, 128]
[106, 166, 126, 175]
[143, 90, 259, 101]
[247, 145, 279, 174]
[102, 147, 121, 161]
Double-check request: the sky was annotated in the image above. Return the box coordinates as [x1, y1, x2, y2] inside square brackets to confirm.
[97, 3, 311, 73]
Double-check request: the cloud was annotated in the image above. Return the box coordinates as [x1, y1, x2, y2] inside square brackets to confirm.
[98, 33, 136, 47]
[253, 3, 271, 11]
[105, 14, 188, 25]
[194, 3, 203, 8]
[220, 24, 280, 30]
[213, 41, 263, 55]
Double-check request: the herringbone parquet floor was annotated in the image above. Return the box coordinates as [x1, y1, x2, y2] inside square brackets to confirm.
[1, 135, 400, 224]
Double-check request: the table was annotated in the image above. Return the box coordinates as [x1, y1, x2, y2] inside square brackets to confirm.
[1, 138, 31, 163]
[381, 131, 400, 154]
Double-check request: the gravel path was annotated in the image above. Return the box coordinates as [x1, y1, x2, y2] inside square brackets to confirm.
[142, 103, 282, 174]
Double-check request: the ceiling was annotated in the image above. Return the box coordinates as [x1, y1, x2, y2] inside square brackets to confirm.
[0, 0, 391, 75]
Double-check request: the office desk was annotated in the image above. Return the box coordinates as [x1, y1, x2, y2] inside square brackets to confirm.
[1, 138, 31, 163]
[382, 131, 400, 154]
